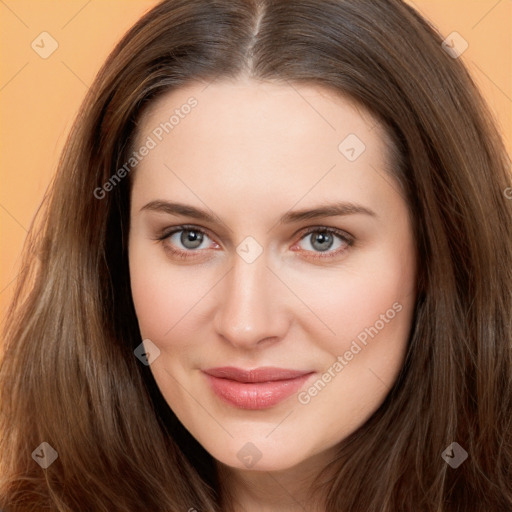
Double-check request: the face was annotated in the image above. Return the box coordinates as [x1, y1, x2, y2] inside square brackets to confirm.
[128, 78, 417, 472]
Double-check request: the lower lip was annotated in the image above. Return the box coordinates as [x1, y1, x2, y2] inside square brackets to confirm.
[203, 373, 314, 410]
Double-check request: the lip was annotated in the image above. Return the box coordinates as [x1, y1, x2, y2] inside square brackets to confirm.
[202, 366, 315, 410]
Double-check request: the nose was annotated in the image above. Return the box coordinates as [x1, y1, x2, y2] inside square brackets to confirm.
[213, 250, 290, 349]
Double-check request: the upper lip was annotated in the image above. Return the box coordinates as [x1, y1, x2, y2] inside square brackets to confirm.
[202, 366, 313, 383]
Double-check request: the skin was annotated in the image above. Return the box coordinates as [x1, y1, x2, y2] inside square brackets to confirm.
[128, 78, 417, 512]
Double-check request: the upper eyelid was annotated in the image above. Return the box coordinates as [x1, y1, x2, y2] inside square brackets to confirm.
[161, 224, 353, 249]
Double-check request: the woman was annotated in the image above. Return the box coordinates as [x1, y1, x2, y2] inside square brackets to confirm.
[1, 0, 511, 510]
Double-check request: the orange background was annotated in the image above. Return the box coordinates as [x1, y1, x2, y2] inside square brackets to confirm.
[1, 0, 511, 328]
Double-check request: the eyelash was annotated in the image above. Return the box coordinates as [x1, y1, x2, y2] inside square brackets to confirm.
[155, 224, 354, 261]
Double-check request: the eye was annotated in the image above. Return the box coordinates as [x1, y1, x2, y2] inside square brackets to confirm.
[292, 227, 353, 259]
[156, 225, 353, 261]
[168, 228, 211, 250]
[156, 225, 219, 259]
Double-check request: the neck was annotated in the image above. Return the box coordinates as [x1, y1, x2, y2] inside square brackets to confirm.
[217, 450, 334, 512]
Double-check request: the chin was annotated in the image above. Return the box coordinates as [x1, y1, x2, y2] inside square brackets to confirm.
[203, 435, 316, 472]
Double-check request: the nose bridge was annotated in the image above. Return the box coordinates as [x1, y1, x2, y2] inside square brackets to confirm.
[213, 249, 287, 347]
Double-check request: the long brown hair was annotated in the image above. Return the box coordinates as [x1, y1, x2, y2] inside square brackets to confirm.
[1, 0, 511, 510]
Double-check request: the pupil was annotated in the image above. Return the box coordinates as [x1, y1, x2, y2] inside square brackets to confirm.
[181, 230, 203, 249]
[312, 232, 332, 251]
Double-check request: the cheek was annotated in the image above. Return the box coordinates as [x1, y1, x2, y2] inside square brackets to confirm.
[129, 243, 197, 344]
[295, 254, 415, 433]
[291, 242, 416, 359]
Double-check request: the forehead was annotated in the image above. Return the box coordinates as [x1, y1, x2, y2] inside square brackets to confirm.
[130, 79, 398, 219]
[136, 78, 381, 155]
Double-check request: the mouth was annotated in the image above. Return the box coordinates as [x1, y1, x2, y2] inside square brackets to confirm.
[202, 366, 315, 410]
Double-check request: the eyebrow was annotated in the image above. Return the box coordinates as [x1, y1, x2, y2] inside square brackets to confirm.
[140, 200, 377, 225]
